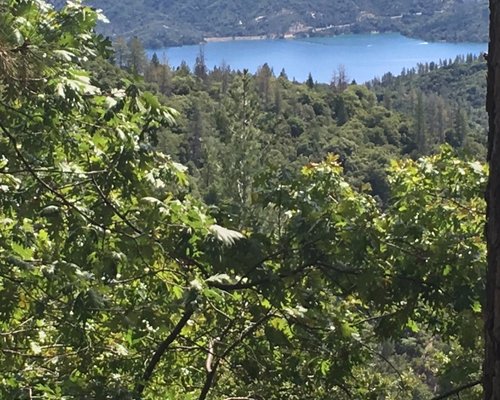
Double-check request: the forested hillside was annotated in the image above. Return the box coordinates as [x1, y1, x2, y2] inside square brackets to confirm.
[369, 56, 487, 150]
[48, 0, 488, 47]
[0, 1, 487, 399]
[122, 44, 486, 204]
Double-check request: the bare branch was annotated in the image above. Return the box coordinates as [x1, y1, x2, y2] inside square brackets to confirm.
[354, 339, 407, 395]
[197, 311, 274, 400]
[224, 397, 257, 400]
[430, 380, 481, 400]
[207, 263, 313, 291]
[135, 308, 195, 397]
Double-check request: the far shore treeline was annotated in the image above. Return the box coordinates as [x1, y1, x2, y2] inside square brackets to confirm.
[46, 0, 488, 47]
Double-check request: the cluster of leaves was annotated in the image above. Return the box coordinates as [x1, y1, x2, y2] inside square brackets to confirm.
[0, 2, 486, 399]
[47, 0, 487, 47]
[0, 1, 213, 397]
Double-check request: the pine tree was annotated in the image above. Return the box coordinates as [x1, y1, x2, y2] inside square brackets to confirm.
[306, 72, 314, 89]
[194, 46, 208, 82]
[446, 106, 468, 147]
[188, 101, 205, 167]
[151, 52, 160, 67]
[279, 68, 288, 80]
[414, 91, 427, 154]
[256, 63, 273, 106]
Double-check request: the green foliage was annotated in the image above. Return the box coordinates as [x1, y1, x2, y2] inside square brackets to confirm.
[0, 1, 212, 397]
[144, 52, 484, 204]
[0, 2, 486, 399]
[369, 55, 487, 155]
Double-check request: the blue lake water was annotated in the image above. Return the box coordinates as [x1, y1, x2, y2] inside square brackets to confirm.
[147, 33, 487, 83]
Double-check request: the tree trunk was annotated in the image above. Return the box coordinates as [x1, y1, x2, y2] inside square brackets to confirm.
[485, 1, 500, 398]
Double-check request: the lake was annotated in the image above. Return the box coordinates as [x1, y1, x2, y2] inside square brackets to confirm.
[147, 33, 487, 83]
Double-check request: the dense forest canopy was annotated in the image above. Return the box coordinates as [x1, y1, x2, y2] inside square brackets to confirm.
[0, 0, 491, 399]
[47, 0, 488, 47]
[128, 45, 486, 204]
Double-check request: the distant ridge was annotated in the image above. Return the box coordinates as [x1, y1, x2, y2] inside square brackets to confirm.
[47, 0, 488, 47]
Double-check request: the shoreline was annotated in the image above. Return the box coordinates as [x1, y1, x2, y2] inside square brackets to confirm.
[201, 29, 389, 46]
[202, 24, 349, 44]
[149, 30, 487, 50]
[203, 33, 285, 43]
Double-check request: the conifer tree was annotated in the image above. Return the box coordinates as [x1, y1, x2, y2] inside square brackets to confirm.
[306, 72, 315, 89]
[415, 90, 427, 154]
[194, 46, 208, 81]
[151, 52, 160, 67]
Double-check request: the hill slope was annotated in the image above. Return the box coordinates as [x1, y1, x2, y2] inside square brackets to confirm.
[49, 0, 488, 47]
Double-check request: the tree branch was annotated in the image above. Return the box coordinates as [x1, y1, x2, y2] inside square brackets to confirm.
[0, 121, 99, 225]
[207, 263, 314, 291]
[197, 311, 274, 400]
[354, 339, 407, 395]
[430, 380, 481, 400]
[224, 397, 257, 400]
[197, 360, 220, 400]
[135, 308, 195, 397]
[91, 177, 143, 235]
